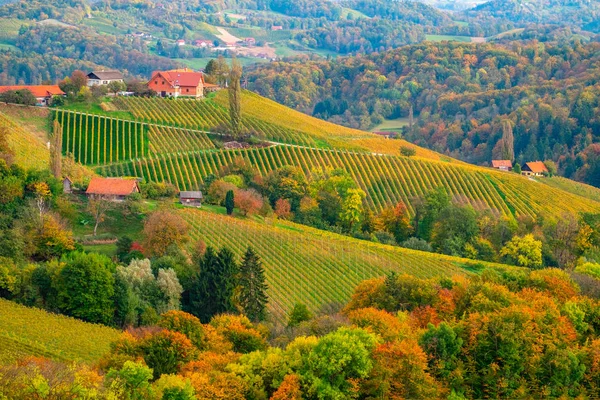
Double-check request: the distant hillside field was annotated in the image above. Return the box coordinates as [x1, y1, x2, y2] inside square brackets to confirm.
[0, 299, 120, 365]
[181, 207, 509, 321]
[0, 110, 49, 170]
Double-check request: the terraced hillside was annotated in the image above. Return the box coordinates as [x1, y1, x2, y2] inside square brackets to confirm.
[97, 145, 600, 218]
[0, 299, 120, 365]
[112, 92, 440, 159]
[181, 208, 506, 321]
[0, 111, 49, 170]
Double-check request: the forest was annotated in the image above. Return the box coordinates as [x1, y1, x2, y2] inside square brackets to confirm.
[246, 38, 600, 186]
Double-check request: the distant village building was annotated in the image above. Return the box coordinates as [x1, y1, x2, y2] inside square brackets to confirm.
[521, 162, 548, 177]
[271, 25, 283, 31]
[492, 160, 513, 171]
[86, 177, 140, 201]
[62, 177, 73, 194]
[244, 37, 256, 46]
[148, 69, 219, 98]
[0, 85, 65, 106]
[87, 71, 125, 86]
[194, 39, 214, 48]
[176, 39, 186, 46]
[179, 191, 203, 207]
[373, 131, 396, 139]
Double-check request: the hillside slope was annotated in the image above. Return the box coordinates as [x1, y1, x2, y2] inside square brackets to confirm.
[0, 299, 120, 365]
[181, 207, 513, 321]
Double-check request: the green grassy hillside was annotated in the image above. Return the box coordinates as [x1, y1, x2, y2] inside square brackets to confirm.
[0, 299, 120, 365]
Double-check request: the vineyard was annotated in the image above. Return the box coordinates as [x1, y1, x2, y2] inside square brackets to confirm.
[0, 299, 120, 365]
[181, 208, 502, 321]
[97, 144, 600, 218]
[0, 111, 49, 171]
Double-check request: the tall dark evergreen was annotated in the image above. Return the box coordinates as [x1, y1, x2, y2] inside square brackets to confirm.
[189, 246, 238, 322]
[225, 190, 235, 215]
[216, 247, 239, 314]
[189, 246, 220, 322]
[239, 247, 268, 322]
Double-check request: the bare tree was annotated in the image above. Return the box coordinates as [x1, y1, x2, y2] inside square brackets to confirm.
[87, 195, 112, 236]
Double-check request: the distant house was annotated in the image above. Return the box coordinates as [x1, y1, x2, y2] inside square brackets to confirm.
[244, 37, 256, 46]
[492, 160, 513, 171]
[176, 39, 186, 46]
[62, 177, 73, 194]
[87, 71, 124, 87]
[180, 191, 203, 207]
[148, 69, 219, 98]
[86, 177, 140, 201]
[194, 39, 214, 48]
[0, 85, 65, 106]
[373, 131, 396, 139]
[271, 25, 283, 31]
[522, 161, 548, 177]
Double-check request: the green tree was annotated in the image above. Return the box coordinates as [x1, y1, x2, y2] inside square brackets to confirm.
[288, 303, 312, 327]
[116, 236, 133, 262]
[228, 57, 243, 137]
[417, 187, 450, 240]
[216, 247, 239, 314]
[500, 234, 543, 268]
[239, 247, 268, 322]
[513, 163, 522, 174]
[107, 80, 127, 95]
[225, 190, 235, 216]
[49, 120, 62, 180]
[105, 361, 153, 400]
[57, 252, 115, 324]
[431, 204, 479, 257]
[339, 188, 366, 232]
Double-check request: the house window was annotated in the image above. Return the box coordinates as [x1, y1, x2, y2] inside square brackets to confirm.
[155, 81, 158, 84]
[186, 88, 189, 92]
[162, 81, 165, 85]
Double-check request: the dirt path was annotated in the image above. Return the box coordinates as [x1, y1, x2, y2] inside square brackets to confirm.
[215, 27, 241, 44]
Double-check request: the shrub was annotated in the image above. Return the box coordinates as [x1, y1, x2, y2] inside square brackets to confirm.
[400, 237, 432, 252]
[400, 146, 416, 157]
[288, 303, 312, 327]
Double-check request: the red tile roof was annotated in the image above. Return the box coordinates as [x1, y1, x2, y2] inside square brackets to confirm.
[86, 177, 140, 196]
[523, 161, 548, 173]
[152, 70, 206, 88]
[0, 85, 64, 98]
[492, 160, 512, 168]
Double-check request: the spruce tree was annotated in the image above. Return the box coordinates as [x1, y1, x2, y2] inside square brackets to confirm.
[225, 190, 235, 215]
[189, 246, 220, 322]
[216, 247, 239, 314]
[239, 247, 268, 322]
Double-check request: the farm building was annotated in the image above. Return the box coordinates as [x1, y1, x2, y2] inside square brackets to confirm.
[373, 131, 397, 139]
[0, 85, 65, 106]
[244, 37, 256, 46]
[176, 39, 186, 46]
[148, 69, 219, 98]
[87, 71, 124, 86]
[194, 39, 214, 48]
[521, 162, 548, 177]
[86, 177, 140, 201]
[180, 191, 203, 207]
[62, 177, 73, 194]
[492, 160, 513, 171]
[271, 25, 283, 31]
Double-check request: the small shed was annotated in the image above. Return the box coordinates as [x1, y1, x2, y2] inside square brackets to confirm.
[522, 162, 548, 177]
[62, 177, 73, 194]
[180, 191, 203, 207]
[86, 177, 140, 201]
[492, 160, 513, 171]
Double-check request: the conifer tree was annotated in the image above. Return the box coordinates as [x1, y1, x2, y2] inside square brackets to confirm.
[216, 247, 239, 314]
[228, 57, 243, 138]
[239, 247, 268, 322]
[50, 119, 63, 179]
[225, 190, 235, 215]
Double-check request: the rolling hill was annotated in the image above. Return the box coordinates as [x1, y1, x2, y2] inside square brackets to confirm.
[53, 93, 600, 220]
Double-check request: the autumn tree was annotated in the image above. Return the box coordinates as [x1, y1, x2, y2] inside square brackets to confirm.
[228, 57, 243, 138]
[378, 201, 412, 244]
[500, 234, 543, 269]
[500, 119, 514, 161]
[235, 189, 263, 216]
[143, 210, 190, 257]
[49, 120, 62, 180]
[238, 247, 268, 322]
[339, 188, 366, 232]
[275, 198, 292, 220]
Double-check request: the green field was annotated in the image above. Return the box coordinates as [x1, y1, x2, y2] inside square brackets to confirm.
[371, 117, 410, 132]
[0, 299, 120, 364]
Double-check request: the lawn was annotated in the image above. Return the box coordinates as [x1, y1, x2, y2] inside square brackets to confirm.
[59, 100, 135, 120]
[371, 117, 410, 132]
